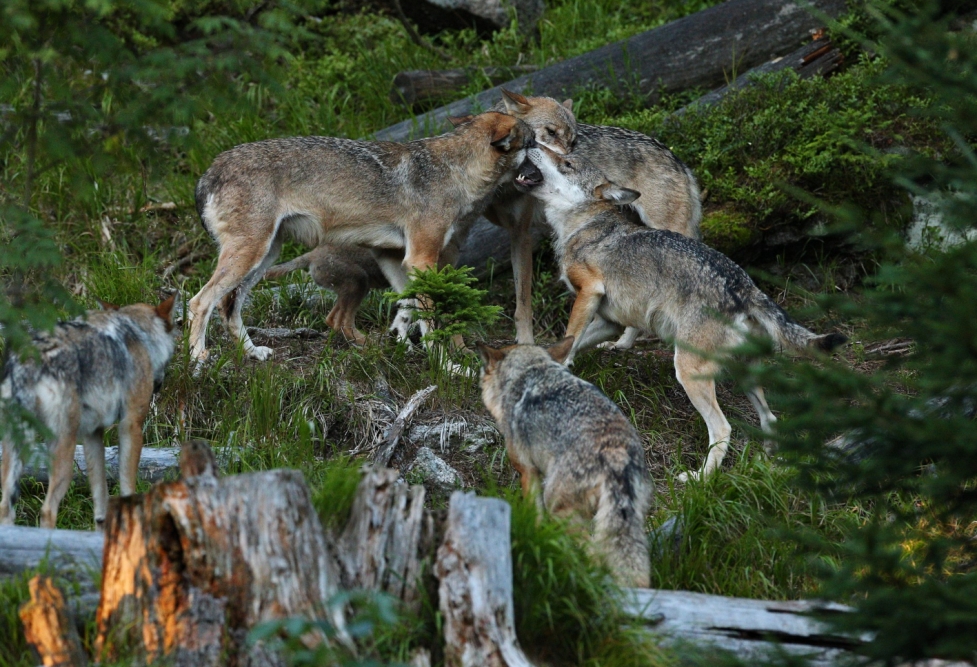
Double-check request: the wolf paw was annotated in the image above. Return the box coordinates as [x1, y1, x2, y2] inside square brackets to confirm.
[247, 345, 274, 361]
[676, 470, 700, 484]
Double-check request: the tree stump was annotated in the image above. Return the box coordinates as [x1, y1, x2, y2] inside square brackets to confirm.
[336, 467, 435, 614]
[19, 575, 88, 667]
[94, 469, 344, 667]
[436, 491, 533, 667]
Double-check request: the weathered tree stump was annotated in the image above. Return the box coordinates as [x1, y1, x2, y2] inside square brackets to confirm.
[19, 575, 88, 667]
[336, 467, 436, 613]
[94, 469, 344, 667]
[436, 491, 534, 667]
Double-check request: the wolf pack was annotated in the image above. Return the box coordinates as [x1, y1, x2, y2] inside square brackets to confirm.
[0, 90, 846, 588]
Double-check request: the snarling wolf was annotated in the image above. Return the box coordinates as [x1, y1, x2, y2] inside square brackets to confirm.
[0, 296, 177, 528]
[189, 112, 534, 362]
[479, 89, 701, 347]
[516, 146, 847, 481]
[478, 338, 652, 587]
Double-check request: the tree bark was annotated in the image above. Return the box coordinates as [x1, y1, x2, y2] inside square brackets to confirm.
[374, 0, 847, 143]
[94, 470, 344, 667]
[335, 467, 436, 614]
[392, 66, 537, 108]
[436, 491, 534, 667]
[19, 575, 88, 667]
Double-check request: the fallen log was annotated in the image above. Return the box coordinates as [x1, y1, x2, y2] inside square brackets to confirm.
[677, 37, 843, 114]
[622, 588, 867, 666]
[373, 384, 438, 467]
[0, 525, 103, 581]
[94, 468, 344, 666]
[0, 444, 186, 485]
[436, 491, 533, 667]
[19, 576, 88, 667]
[392, 66, 537, 108]
[374, 0, 847, 142]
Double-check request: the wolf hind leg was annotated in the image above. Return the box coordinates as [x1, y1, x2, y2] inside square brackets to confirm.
[599, 326, 640, 350]
[746, 386, 778, 455]
[0, 436, 24, 525]
[576, 315, 623, 351]
[218, 235, 284, 361]
[82, 431, 108, 530]
[673, 347, 731, 482]
[40, 427, 79, 529]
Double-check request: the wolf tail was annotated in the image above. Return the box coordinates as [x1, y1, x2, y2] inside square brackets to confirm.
[593, 469, 652, 588]
[752, 294, 847, 353]
[263, 252, 314, 281]
[685, 166, 703, 241]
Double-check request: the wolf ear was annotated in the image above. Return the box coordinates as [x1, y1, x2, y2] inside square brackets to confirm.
[97, 299, 120, 311]
[490, 118, 519, 151]
[546, 337, 574, 363]
[476, 342, 507, 370]
[156, 294, 177, 323]
[447, 114, 474, 127]
[500, 88, 532, 115]
[594, 183, 640, 206]
[562, 98, 573, 112]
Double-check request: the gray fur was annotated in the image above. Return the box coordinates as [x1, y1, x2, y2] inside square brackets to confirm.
[480, 343, 652, 587]
[0, 300, 176, 528]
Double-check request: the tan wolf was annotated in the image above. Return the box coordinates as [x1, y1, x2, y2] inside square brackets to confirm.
[188, 112, 535, 363]
[0, 296, 177, 529]
[480, 89, 701, 348]
[477, 337, 652, 587]
[515, 146, 847, 481]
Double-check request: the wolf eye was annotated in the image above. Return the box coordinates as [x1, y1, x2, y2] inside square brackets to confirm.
[546, 127, 556, 136]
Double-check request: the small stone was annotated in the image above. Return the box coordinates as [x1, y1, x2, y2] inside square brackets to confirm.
[408, 420, 499, 454]
[412, 447, 463, 490]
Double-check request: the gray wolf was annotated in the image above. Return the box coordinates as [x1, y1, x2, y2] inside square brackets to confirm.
[478, 89, 701, 347]
[515, 146, 847, 481]
[188, 111, 535, 363]
[0, 295, 177, 529]
[263, 244, 389, 346]
[477, 337, 652, 587]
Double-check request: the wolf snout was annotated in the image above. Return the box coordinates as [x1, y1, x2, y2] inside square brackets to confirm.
[514, 156, 544, 192]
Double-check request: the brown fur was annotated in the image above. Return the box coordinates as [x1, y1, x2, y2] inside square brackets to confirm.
[188, 112, 534, 363]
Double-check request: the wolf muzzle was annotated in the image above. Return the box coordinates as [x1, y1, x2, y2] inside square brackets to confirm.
[514, 156, 543, 192]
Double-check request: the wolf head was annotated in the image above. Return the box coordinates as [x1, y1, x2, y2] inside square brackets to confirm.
[514, 145, 640, 214]
[475, 338, 574, 422]
[104, 294, 178, 383]
[449, 111, 537, 185]
[499, 89, 577, 155]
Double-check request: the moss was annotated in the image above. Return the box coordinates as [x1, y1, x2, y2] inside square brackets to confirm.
[700, 208, 759, 255]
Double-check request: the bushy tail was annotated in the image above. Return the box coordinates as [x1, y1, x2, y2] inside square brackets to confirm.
[263, 252, 314, 281]
[685, 166, 703, 241]
[752, 294, 847, 353]
[593, 473, 652, 588]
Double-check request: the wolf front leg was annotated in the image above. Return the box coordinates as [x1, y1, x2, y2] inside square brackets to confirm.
[0, 436, 24, 526]
[509, 205, 536, 345]
[562, 279, 606, 366]
[82, 431, 109, 530]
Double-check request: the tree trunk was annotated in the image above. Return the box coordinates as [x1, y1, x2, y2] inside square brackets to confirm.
[374, 0, 847, 142]
[94, 470, 344, 667]
[436, 491, 533, 667]
[19, 576, 88, 667]
[392, 66, 538, 108]
[335, 467, 436, 614]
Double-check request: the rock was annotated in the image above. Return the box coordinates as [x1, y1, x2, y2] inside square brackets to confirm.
[906, 194, 977, 251]
[401, 0, 544, 36]
[411, 447, 463, 490]
[408, 420, 500, 454]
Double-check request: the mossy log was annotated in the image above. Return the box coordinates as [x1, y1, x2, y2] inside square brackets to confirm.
[375, 0, 846, 142]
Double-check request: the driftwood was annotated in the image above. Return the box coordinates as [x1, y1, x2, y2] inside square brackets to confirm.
[19, 576, 88, 667]
[678, 37, 843, 114]
[0, 444, 193, 486]
[373, 384, 438, 466]
[335, 467, 435, 613]
[392, 66, 537, 107]
[623, 588, 867, 666]
[436, 491, 533, 667]
[94, 468, 343, 666]
[375, 0, 847, 142]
